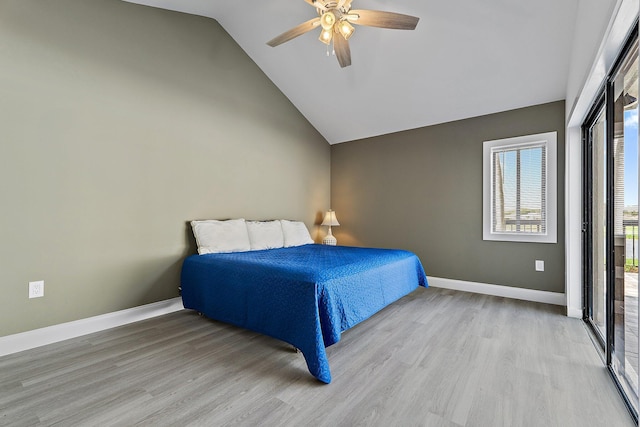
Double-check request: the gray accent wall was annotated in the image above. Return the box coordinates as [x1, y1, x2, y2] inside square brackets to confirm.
[0, 0, 330, 336]
[331, 101, 565, 293]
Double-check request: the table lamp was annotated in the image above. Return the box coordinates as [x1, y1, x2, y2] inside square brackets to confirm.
[321, 209, 340, 245]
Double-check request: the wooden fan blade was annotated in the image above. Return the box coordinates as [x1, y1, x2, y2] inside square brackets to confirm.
[347, 10, 419, 30]
[333, 34, 351, 68]
[267, 18, 321, 47]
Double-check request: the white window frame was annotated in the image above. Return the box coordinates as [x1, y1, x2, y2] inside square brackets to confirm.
[482, 131, 557, 243]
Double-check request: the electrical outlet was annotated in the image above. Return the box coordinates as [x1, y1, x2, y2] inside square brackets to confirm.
[29, 280, 44, 298]
[535, 260, 545, 272]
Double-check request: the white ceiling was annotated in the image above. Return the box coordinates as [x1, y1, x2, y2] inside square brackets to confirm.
[124, 0, 579, 144]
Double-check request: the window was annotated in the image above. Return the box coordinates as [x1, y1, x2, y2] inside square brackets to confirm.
[483, 131, 557, 243]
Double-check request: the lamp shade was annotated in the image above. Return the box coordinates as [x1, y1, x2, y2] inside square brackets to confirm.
[321, 210, 340, 227]
[338, 20, 354, 40]
[319, 28, 333, 45]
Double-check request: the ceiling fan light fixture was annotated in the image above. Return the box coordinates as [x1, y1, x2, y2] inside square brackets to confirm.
[319, 28, 333, 44]
[320, 11, 336, 30]
[267, 1, 419, 68]
[338, 20, 354, 40]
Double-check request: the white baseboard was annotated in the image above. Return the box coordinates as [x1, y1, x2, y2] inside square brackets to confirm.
[0, 279, 569, 357]
[566, 306, 583, 319]
[0, 297, 184, 357]
[428, 276, 566, 307]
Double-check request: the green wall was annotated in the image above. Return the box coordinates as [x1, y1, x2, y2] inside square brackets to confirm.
[0, 0, 330, 336]
[331, 101, 565, 293]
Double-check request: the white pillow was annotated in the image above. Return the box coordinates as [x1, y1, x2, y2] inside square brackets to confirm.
[280, 220, 314, 247]
[246, 220, 284, 250]
[191, 219, 251, 254]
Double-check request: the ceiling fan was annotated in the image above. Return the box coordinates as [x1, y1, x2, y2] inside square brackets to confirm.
[267, 0, 419, 68]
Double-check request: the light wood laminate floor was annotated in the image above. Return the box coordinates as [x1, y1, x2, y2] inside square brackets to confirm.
[0, 287, 634, 426]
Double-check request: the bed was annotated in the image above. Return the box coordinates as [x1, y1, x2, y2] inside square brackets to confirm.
[181, 219, 427, 383]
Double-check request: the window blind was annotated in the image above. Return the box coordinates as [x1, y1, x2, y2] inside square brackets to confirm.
[492, 144, 546, 234]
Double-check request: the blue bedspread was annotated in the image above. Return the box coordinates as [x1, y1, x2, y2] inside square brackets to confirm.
[180, 244, 427, 383]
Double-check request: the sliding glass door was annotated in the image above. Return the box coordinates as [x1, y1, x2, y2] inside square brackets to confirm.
[583, 28, 638, 420]
[584, 100, 607, 345]
[610, 35, 639, 410]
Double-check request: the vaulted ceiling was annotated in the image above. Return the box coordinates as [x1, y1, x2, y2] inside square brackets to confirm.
[124, 0, 578, 144]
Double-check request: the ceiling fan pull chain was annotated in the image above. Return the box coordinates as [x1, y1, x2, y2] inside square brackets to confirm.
[326, 43, 330, 56]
